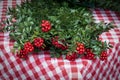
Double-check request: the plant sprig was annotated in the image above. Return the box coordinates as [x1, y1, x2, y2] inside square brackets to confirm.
[1, 0, 115, 59]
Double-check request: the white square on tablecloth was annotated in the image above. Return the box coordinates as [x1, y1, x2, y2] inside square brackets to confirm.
[119, 74, 120, 79]
[76, 64, 83, 69]
[99, 73, 102, 79]
[86, 73, 92, 79]
[3, 73, 9, 79]
[55, 67, 61, 74]
[77, 72, 82, 79]
[0, 50, 4, 57]
[27, 70, 33, 76]
[21, 74, 26, 79]
[60, 77, 65, 80]
[35, 66, 40, 72]
[42, 62, 48, 68]
[0, 64, 3, 70]
[9, 69, 14, 75]
[118, 56, 120, 62]
[14, 78, 18, 80]
[96, 69, 99, 74]
[48, 71, 53, 77]
[4, 60, 9, 66]
[15, 65, 21, 71]
[103, 64, 108, 70]
[4, 43, 10, 53]
[14, 78, 19, 80]
[10, 56, 15, 62]
[29, 56, 35, 63]
[40, 76, 46, 80]
[22, 61, 28, 67]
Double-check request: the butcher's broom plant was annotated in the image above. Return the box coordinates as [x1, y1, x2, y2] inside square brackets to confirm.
[1, 0, 114, 61]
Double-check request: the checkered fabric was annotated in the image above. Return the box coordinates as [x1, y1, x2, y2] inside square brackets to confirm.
[0, 1, 120, 80]
[93, 8, 120, 46]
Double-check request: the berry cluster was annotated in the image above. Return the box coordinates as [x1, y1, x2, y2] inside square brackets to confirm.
[24, 42, 34, 53]
[66, 52, 77, 61]
[17, 38, 45, 58]
[34, 37, 44, 47]
[52, 36, 68, 50]
[41, 20, 51, 32]
[85, 49, 95, 60]
[76, 42, 85, 54]
[100, 51, 107, 60]
[17, 49, 28, 58]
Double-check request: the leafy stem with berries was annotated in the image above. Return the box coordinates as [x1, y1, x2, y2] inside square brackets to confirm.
[1, 0, 114, 61]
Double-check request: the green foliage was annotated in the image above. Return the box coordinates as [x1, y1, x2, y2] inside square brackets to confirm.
[2, 0, 114, 58]
[54, 0, 120, 11]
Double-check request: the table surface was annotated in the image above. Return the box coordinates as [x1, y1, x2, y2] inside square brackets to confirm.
[0, 0, 120, 80]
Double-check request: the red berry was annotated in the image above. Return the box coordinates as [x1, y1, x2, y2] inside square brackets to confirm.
[76, 47, 80, 51]
[100, 51, 107, 60]
[24, 42, 34, 53]
[17, 49, 28, 58]
[66, 55, 72, 60]
[85, 49, 95, 60]
[76, 43, 85, 54]
[34, 37, 44, 47]
[52, 36, 67, 50]
[66, 52, 77, 61]
[41, 20, 51, 32]
[61, 45, 68, 50]
[42, 20, 46, 23]
[41, 24, 46, 27]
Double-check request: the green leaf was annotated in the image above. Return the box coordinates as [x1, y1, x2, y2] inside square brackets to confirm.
[15, 32, 21, 35]
[14, 42, 18, 48]
[56, 53, 60, 58]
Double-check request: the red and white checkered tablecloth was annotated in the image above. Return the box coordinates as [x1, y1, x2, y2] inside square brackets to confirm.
[0, 0, 120, 80]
